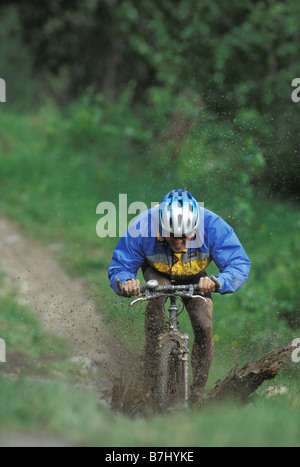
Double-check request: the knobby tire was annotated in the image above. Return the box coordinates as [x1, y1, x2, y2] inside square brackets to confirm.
[156, 339, 186, 410]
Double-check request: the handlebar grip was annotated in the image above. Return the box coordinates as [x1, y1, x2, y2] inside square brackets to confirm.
[208, 275, 222, 291]
[116, 277, 129, 297]
[116, 277, 122, 292]
[116, 277, 143, 297]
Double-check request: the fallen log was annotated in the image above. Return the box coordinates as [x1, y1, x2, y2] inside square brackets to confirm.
[206, 341, 294, 403]
[110, 342, 294, 414]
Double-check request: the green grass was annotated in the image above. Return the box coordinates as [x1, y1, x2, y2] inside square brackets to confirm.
[0, 105, 299, 446]
[0, 275, 73, 379]
[1, 376, 300, 447]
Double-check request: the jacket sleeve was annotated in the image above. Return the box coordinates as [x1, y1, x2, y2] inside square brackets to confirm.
[208, 216, 251, 294]
[108, 230, 145, 294]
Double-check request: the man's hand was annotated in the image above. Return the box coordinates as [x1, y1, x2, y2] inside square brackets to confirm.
[199, 276, 216, 295]
[121, 279, 141, 297]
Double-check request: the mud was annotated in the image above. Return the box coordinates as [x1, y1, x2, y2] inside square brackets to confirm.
[1, 217, 290, 425]
[0, 217, 137, 400]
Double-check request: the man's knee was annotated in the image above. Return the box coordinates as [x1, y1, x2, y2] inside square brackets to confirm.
[187, 298, 213, 336]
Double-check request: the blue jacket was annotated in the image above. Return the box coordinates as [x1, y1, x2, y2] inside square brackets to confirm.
[108, 206, 250, 294]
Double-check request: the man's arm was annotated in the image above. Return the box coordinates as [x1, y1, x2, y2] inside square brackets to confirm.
[108, 231, 145, 294]
[208, 216, 251, 294]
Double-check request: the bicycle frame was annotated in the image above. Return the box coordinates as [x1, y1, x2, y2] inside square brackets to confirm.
[130, 282, 207, 410]
[116, 276, 221, 410]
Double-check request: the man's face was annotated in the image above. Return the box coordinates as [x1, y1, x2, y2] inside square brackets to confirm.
[164, 233, 194, 253]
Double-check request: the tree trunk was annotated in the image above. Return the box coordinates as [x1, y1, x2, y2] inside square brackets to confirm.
[206, 342, 293, 403]
[110, 342, 294, 415]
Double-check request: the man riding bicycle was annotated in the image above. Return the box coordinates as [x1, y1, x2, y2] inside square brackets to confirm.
[108, 189, 251, 404]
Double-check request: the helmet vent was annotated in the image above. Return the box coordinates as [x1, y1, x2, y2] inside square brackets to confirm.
[159, 189, 200, 237]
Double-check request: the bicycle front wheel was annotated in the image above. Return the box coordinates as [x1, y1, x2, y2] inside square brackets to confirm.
[156, 338, 188, 411]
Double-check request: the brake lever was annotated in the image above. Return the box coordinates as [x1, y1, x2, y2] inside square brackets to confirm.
[190, 294, 207, 302]
[130, 297, 148, 306]
[130, 292, 166, 306]
[176, 292, 207, 302]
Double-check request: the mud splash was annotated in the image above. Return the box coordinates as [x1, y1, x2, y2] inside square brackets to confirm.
[0, 217, 293, 420]
[0, 217, 135, 400]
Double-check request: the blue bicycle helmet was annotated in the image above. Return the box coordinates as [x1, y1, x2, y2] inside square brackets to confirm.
[159, 189, 200, 237]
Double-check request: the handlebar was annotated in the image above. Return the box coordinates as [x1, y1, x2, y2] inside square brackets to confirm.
[116, 275, 222, 307]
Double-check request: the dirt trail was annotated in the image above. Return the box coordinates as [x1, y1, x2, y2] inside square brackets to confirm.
[0, 217, 122, 380]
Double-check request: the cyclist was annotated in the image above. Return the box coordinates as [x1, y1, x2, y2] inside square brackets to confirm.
[108, 189, 251, 405]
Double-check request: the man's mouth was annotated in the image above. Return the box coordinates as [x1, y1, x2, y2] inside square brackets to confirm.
[172, 240, 186, 250]
[164, 234, 194, 252]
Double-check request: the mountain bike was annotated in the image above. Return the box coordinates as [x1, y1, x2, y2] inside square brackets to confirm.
[117, 276, 220, 411]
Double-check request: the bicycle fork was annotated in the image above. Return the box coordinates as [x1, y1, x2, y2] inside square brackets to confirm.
[168, 296, 190, 408]
[182, 335, 190, 408]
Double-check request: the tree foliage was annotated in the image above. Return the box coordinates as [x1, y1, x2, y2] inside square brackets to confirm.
[0, 0, 299, 194]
